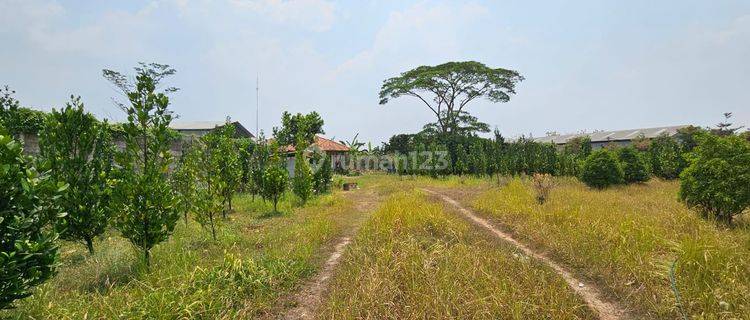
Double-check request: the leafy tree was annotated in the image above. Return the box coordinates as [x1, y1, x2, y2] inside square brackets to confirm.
[292, 151, 313, 204]
[272, 111, 324, 147]
[564, 136, 592, 158]
[680, 134, 750, 225]
[1, 127, 65, 309]
[104, 63, 180, 268]
[421, 110, 490, 137]
[193, 138, 223, 240]
[237, 138, 253, 193]
[250, 131, 271, 201]
[313, 154, 333, 193]
[207, 123, 241, 217]
[675, 125, 703, 153]
[262, 162, 288, 213]
[0, 86, 48, 137]
[172, 139, 199, 226]
[617, 147, 650, 184]
[379, 61, 523, 136]
[468, 140, 487, 177]
[39, 96, 114, 254]
[581, 149, 624, 189]
[711, 112, 744, 137]
[382, 133, 415, 154]
[649, 134, 684, 179]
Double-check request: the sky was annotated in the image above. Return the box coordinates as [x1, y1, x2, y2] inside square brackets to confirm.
[2, 0, 749, 145]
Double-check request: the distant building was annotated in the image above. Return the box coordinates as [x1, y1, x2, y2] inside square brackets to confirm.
[282, 135, 350, 176]
[534, 125, 690, 149]
[169, 121, 254, 139]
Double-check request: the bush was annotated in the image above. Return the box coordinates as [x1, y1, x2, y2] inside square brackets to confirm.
[262, 164, 288, 213]
[679, 134, 750, 224]
[292, 151, 313, 204]
[580, 149, 623, 189]
[649, 134, 684, 179]
[313, 153, 332, 194]
[1, 128, 65, 309]
[617, 147, 650, 183]
[39, 96, 114, 254]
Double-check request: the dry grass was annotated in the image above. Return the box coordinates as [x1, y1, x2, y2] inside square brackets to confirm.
[472, 177, 750, 319]
[318, 189, 596, 319]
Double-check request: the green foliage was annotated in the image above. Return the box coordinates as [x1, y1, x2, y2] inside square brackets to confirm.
[262, 162, 288, 213]
[237, 138, 253, 193]
[292, 152, 313, 204]
[679, 134, 750, 224]
[272, 111, 324, 147]
[313, 154, 333, 194]
[379, 61, 523, 135]
[193, 138, 224, 240]
[563, 136, 592, 158]
[581, 149, 624, 189]
[1, 127, 65, 309]
[617, 147, 650, 184]
[468, 140, 487, 177]
[206, 123, 242, 217]
[39, 96, 114, 254]
[0, 86, 47, 135]
[104, 63, 180, 268]
[675, 125, 704, 153]
[649, 134, 685, 179]
[172, 139, 199, 226]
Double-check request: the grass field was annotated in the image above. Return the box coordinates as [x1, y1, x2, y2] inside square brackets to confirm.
[3, 173, 748, 319]
[3, 189, 364, 319]
[470, 177, 750, 319]
[319, 189, 595, 319]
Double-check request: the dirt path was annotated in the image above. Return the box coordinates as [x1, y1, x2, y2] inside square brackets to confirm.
[422, 188, 631, 320]
[282, 188, 381, 320]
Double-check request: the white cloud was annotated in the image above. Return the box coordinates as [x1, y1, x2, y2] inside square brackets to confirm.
[228, 0, 337, 32]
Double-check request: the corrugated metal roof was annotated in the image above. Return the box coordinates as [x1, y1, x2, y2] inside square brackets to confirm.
[169, 121, 228, 130]
[534, 125, 690, 144]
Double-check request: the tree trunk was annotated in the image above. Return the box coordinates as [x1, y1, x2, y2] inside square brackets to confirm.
[228, 197, 233, 212]
[209, 213, 217, 240]
[85, 237, 95, 255]
[144, 249, 151, 269]
[184, 211, 189, 226]
[222, 199, 227, 219]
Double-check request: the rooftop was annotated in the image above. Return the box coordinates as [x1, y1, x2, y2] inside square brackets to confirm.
[534, 125, 690, 144]
[169, 121, 254, 138]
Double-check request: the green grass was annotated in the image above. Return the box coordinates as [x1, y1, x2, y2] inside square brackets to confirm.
[471, 177, 750, 319]
[318, 189, 596, 319]
[2, 191, 360, 319]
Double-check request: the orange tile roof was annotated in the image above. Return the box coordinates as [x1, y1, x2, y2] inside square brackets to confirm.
[281, 135, 350, 153]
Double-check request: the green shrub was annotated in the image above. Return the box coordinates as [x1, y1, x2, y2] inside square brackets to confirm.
[617, 147, 650, 183]
[580, 149, 623, 189]
[1, 127, 65, 309]
[39, 96, 114, 254]
[313, 154, 333, 194]
[649, 134, 684, 179]
[263, 163, 288, 213]
[679, 134, 750, 224]
[292, 151, 313, 204]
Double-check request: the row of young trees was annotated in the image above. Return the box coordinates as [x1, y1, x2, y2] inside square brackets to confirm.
[1, 64, 335, 309]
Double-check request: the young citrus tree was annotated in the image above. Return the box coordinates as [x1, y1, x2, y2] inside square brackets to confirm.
[313, 154, 333, 194]
[172, 139, 199, 226]
[103, 63, 181, 268]
[292, 151, 313, 204]
[617, 146, 650, 184]
[581, 149, 624, 189]
[680, 134, 750, 224]
[39, 96, 114, 254]
[649, 134, 684, 179]
[212, 123, 242, 217]
[1, 127, 66, 309]
[262, 154, 288, 213]
[193, 138, 223, 240]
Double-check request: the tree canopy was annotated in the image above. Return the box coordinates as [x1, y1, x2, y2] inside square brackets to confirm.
[379, 61, 523, 135]
[273, 111, 324, 147]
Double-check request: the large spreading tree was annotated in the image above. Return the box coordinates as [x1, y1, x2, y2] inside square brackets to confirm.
[379, 61, 523, 135]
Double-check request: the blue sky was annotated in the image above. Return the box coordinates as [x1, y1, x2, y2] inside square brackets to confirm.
[2, 0, 748, 144]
